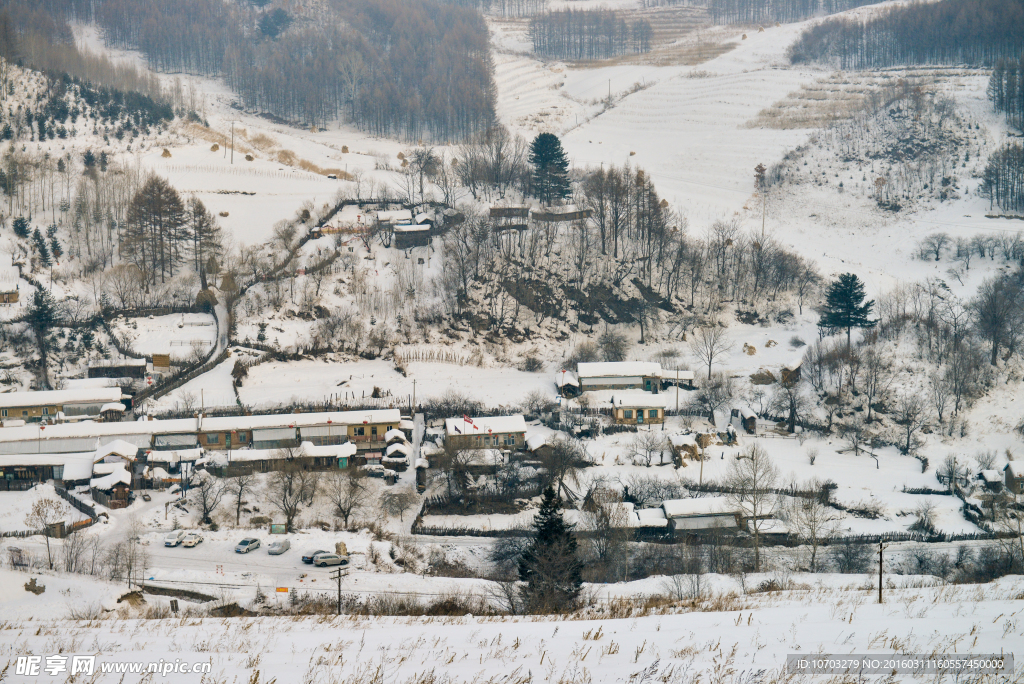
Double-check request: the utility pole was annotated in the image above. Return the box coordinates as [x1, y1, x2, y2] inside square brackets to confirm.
[230, 121, 235, 165]
[878, 541, 886, 604]
[412, 379, 416, 412]
[329, 566, 347, 615]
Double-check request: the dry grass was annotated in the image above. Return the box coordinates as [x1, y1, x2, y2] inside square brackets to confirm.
[746, 67, 987, 130]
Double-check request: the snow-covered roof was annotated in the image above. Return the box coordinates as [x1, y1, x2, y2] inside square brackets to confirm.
[668, 433, 697, 447]
[385, 428, 406, 443]
[464, 449, 503, 466]
[394, 223, 430, 233]
[1005, 463, 1023, 478]
[386, 442, 412, 457]
[526, 433, 550, 451]
[0, 387, 123, 409]
[399, 419, 414, 431]
[96, 440, 140, 460]
[636, 507, 668, 527]
[146, 448, 203, 464]
[414, 212, 432, 224]
[199, 408, 401, 433]
[612, 393, 667, 409]
[376, 209, 412, 223]
[662, 496, 735, 518]
[91, 464, 131, 490]
[555, 370, 579, 387]
[980, 469, 1002, 483]
[146, 466, 171, 480]
[784, 357, 803, 371]
[0, 419, 26, 428]
[749, 518, 789, 534]
[415, 458, 429, 469]
[100, 403, 125, 413]
[576, 362, 662, 379]
[444, 415, 527, 436]
[420, 441, 443, 456]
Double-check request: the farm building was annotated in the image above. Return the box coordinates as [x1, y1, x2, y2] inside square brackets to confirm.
[90, 464, 132, 508]
[88, 358, 148, 380]
[394, 223, 432, 250]
[576, 362, 664, 392]
[661, 496, 740, 535]
[636, 507, 669, 529]
[444, 415, 527, 450]
[749, 518, 790, 543]
[555, 370, 580, 397]
[979, 469, 1003, 492]
[610, 393, 666, 425]
[668, 433, 699, 461]
[0, 440, 138, 491]
[0, 387, 125, 422]
[204, 441, 358, 476]
[731, 407, 757, 433]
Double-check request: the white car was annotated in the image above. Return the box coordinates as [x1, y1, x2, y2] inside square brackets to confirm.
[164, 530, 187, 547]
[267, 540, 290, 555]
[182, 533, 203, 547]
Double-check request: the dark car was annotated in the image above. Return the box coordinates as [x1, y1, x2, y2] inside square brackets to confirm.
[302, 549, 330, 564]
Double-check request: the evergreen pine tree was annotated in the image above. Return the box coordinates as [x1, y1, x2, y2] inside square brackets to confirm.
[529, 133, 571, 205]
[12, 216, 29, 238]
[518, 486, 582, 613]
[32, 228, 51, 267]
[82, 149, 96, 170]
[50, 237, 63, 262]
[818, 272, 876, 347]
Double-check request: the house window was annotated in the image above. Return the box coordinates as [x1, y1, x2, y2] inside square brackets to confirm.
[0, 409, 6, 417]
[237, 432, 246, 442]
[353, 427, 365, 436]
[42, 407, 49, 416]
[504, 434, 515, 446]
[649, 409, 659, 419]
[22, 410, 27, 417]
[206, 433, 220, 444]
[623, 410, 633, 419]
[371, 426, 377, 436]
[484, 435, 491, 446]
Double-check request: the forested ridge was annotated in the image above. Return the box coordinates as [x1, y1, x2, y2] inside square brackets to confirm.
[789, 0, 1024, 68]
[990, 56, 1024, 131]
[706, 0, 879, 25]
[92, 0, 495, 141]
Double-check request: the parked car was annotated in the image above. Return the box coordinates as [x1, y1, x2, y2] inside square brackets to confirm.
[312, 553, 349, 567]
[164, 530, 187, 547]
[182, 533, 203, 547]
[267, 540, 291, 555]
[301, 549, 330, 564]
[363, 464, 385, 478]
[235, 538, 261, 553]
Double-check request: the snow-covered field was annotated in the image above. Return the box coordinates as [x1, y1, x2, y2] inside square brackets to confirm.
[1, 567, 1021, 683]
[110, 313, 217, 361]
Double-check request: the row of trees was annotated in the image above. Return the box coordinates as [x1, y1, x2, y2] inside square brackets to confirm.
[706, 0, 878, 25]
[528, 9, 653, 60]
[788, 0, 1024, 68]
[989, 56, 1024, 132]
[982, 143, 1024, 213]
[92, 0, 496, 140]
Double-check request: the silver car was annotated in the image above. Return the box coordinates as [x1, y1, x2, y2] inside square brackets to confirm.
[312, 553, 349, 567]
[235, 538, 261, 553]
[267, 539, 290, 555]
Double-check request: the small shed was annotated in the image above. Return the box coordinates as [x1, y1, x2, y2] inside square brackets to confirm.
[555, 370, 580, 398]
[979, 470, 1003, 493]
[99, 402, 126, 423]
[636, 507, 668, 528]
[781, 358, 802, 385]
[731, 407, 757, 434]
[415, 457, 429, 493]
[385, 428, 407, 445]
[748, 518, 790, 543]
[88, 358, 148, 380]
[394, 223, 432, 250]
[90, 464, 132, 509]
[1005, 463, 1023, 495]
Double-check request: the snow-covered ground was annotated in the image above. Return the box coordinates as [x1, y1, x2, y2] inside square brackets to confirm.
[1, 566, 1021, 683]
[0, 484, 91, 533]
[110, 313, 217, 361]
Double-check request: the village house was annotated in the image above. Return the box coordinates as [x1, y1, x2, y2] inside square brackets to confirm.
[90, 464, 132, 508]
[0, 260, 18, 304]
[661, 496, 740, 536]
[0, 387, 125, 423]
[0, 440, 137, 492]
[205, 441, 358, 476]
[393, 223, 432, 250]
[611, 393, 666, 425]
[444, 415, 528, 451]
[731, 407, 757, 434]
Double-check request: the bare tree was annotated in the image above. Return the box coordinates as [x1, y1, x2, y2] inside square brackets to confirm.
[769, 378, 810, 433]
[689, 326, 733, 380]
[689, 371, 733, 423]
[920, 232, 951, 261]
[724, 444, 779, 572]
[323, 467, 368, 528]
[630, 429, 667, 466]
[267, 459, 319, 531]
[226, 471, 257, 526]
[788, 482, 839, 572]
[538, 436, 589, 499]
[380, 489, 419, 522]
[894, 391, 928, 454]
[25, 497, 69, 570]
[859, 346, 893, 422]
[190, 472, 226, 525]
